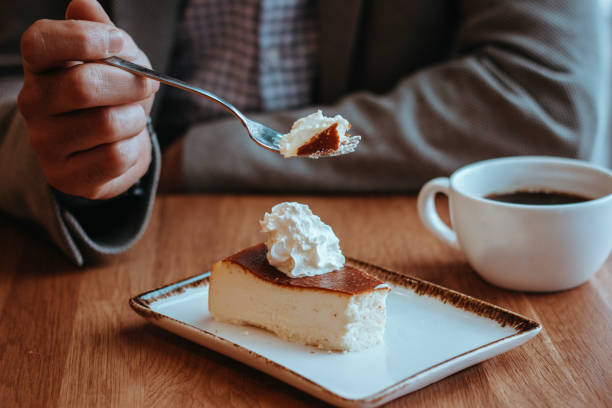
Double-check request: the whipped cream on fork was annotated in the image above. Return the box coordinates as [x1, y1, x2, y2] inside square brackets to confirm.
[279, 110, 361, 159]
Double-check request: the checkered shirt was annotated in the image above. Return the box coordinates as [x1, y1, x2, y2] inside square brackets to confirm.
[171, 0, 318, 122]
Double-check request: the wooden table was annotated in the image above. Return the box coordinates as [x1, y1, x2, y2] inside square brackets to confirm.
[0, 194, 610, 407]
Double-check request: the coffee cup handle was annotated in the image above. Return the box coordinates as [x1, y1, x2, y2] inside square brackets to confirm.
[417, 177, 460, 250]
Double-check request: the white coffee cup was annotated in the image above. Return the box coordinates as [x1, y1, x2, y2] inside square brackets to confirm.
[417, 156, 612, 292]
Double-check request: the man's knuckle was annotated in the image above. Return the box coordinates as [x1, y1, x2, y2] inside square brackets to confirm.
[82, 160, 107, 187]
[71, 23, 97, 56]
[148, 79, 160, 96]
[20, 30, 36, 60]
[96, 108, 120, 137]
[143, 78, 156, 96]
[103, 144, 131, 175]
[131, 78, 152, 100]
[59, 128, 83, 155]
[68, 67, 96, 106]
[136, 109, 148, 132]
[20, 20, 46, 63]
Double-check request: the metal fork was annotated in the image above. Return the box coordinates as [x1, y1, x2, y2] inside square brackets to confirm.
[102, 56, 282, 153]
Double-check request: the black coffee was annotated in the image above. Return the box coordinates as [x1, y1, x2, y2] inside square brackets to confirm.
[485, 190, 592, 205]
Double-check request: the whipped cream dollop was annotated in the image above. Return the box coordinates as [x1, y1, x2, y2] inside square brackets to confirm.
[279, 110, 361, 158]
[260, 202, 345, 277]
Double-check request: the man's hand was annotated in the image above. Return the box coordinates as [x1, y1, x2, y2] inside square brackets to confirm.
[18, 0, 159, 199]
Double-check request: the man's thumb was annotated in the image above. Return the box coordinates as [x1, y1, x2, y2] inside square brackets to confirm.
[65, 0, 114, 25]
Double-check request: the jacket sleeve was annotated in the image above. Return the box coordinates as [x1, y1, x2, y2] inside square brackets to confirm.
[0, 3, 163, 266]
[0, 78, 161, 266]
[176, 0, 607, 193]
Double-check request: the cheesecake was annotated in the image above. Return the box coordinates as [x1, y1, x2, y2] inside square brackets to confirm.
[208, 202, 389, 352]
[209, 243, 389, 352]
[279, 110, 361, 158]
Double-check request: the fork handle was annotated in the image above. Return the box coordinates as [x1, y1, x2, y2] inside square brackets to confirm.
[101, 56, 246, 123]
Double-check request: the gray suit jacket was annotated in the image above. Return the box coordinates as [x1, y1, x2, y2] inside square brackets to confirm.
[0, 0, 609, 265]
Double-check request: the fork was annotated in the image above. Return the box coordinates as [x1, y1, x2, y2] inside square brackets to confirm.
[102, 56, 282, 153]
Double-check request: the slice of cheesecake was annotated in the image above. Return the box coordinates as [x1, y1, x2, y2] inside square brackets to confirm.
[209, 243, 389, 352]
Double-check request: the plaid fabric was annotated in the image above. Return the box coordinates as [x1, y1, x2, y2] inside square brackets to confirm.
[171, 0, 318, 122]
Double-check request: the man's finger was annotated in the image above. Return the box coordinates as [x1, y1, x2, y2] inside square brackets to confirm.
[30, 104, 147, 158]
[83, 147, 151, 200]
[21, 19, 123, 73]
[66, 0, 114, 25]
[64, 1, 147, 64]
[51, 129, 151, 199]
[19, 62, 158, 116]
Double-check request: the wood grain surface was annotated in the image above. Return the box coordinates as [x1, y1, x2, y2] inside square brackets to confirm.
[0, 194, 610, 407]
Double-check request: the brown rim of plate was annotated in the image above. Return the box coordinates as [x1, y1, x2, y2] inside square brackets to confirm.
[128, 256, 541, 406]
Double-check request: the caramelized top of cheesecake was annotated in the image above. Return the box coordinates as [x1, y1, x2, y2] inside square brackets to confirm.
[296, 123, 340, 156]
[226, 243, 388, 295]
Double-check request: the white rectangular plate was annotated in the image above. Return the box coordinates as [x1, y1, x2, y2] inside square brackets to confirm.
[130, 259, 541, 407]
